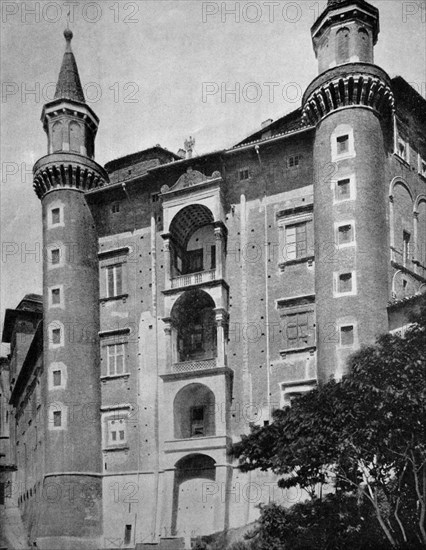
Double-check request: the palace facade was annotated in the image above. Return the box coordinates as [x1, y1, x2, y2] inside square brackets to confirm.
[1, 0, 425, 548]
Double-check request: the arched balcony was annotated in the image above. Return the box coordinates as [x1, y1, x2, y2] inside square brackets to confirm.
[163, 204, 226, 290]
[165, 290, 227, 373]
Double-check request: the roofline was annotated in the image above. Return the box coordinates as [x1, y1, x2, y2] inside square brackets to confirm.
[1, 308, 43, 344]
[105, 146, 181, 172]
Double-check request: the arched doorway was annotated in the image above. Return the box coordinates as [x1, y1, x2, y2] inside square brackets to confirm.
[172, 454, 217, 538]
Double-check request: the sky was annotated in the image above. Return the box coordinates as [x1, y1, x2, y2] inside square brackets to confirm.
[1, 0, 425, 353]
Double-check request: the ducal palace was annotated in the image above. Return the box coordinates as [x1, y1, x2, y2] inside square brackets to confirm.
[1, 0, 425, 548]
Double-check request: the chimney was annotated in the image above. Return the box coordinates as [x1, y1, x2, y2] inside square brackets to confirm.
[261, 118, 273, 129]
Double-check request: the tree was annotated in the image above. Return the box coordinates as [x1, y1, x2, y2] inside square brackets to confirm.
[232, 295, 426, 549]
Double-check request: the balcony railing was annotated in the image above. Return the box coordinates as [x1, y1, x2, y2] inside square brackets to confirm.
[172, 358, 217, 373]
[170, 269, 217, 289]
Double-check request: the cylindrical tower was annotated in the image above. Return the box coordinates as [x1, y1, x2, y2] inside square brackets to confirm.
[303, 0, 395, 382]
[32, 30, 108, 549]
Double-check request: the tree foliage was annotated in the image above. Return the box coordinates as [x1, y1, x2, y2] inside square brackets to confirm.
[232, 295, 426, 549]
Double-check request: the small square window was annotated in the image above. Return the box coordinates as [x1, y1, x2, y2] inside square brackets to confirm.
[288, 155, 302, 168]
[52, 328, 61, 345]
[51, 208, 60, 225]
[111, 202, 120, 213]
[151, 193, 160, 203]
[338, 224, 353, 245]
[338, 273, 353, 293]
[53, 411, 61, 427]
[53, 370, 61, 386]
[340, 325, 354, 346]
[51, 288, 61, 305]
[239, 169, 249, 181]
[336, 179, 351, 200]
[337, 135, 349, 155]
[51, 249, 60, 265]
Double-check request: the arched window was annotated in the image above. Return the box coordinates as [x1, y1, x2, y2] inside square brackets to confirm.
[173, 383, 216, 439]
[336, 27, 350, 63]
[358, 27, 371, 62]
[52, 121, 63, 152]
[69, 121, 82, 153]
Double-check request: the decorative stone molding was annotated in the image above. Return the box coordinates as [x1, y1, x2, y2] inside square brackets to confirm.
[302, 63, 394, 125]
[33, 153, 108, 199]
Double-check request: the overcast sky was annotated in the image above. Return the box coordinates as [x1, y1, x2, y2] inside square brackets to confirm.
[1, 0, 425, 352]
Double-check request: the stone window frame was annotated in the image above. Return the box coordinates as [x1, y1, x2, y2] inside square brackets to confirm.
[333, 173, 356, 204]
[48, 284, 64, 309]
[46, 242, 65, 270]
[277, 211, 314, 266]
[334, 219, 356, 249]
[333, 270, 357, 297]
[48, 362, 67, 391]
[100, 328, 131, 380]
[102, 407, 131, 451]
[331, 124, 355, 162]
[48, 402, 68, 431]
[336, 320, 358, 349]
[47, 201, 64, 229]
[48, 321, 65, 349]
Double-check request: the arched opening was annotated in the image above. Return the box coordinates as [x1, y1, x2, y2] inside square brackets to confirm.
[171, 290, 216, 362]
[69, 121, 82, 153]
[393, 182, 414, 267]
[173, 383, 216, 439]
[169, 204, 215, 276]
[358, 27, 371, 62]
[336, 27, 350, 64]
[172, 454, 217, 537]
[52, 121, 63, 152]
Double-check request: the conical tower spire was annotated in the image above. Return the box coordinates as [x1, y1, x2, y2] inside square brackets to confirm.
[54, 29, 85, 103]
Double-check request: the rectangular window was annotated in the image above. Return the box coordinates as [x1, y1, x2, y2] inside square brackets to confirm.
[111, 202, 120, 213]
[337, 224, 354, 245]
[288, 155, 302, 168]
[52, 328, 61, 345]
[151, 193, 160, 203]
[285, 223, 307, 260]
[51, 288, 61, 305]
[336, 178, 351, 200]
[337, 135, 349, 155]
[286, 312, 309, 348]
[338, 273, 353, 294]
[51, 249, 60, 265]
[53, 411, 61, 427]
[106, 264, 123, 297]
[239, 168, 249, 181]
[421, 160, 426, 177]
[53, 370, 61, 387]
[403, 231, 411, 266]
[107, 343, 125, 375]
[340, 325, 354, 346]
[108, 418, 127, 446]
[51, 208, 61, 225]
[190, 406, 205, 437]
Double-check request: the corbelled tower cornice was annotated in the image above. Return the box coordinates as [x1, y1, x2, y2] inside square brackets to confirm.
[303, 0, 394, 125]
